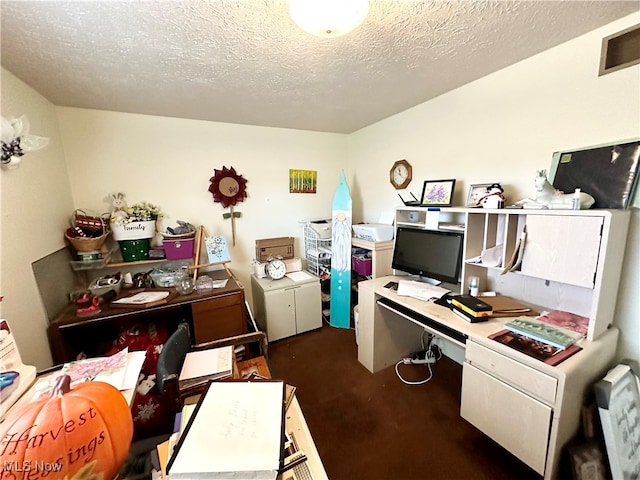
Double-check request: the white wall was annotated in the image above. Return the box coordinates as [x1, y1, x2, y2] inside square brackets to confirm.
[57, 108, 347, 302]
[349, 13, 640, 363]
[2, 12, 638, 368]
[1, 68, 74, 369]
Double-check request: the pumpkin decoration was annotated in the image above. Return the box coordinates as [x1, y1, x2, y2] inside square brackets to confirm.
[0, 375, 133, 480]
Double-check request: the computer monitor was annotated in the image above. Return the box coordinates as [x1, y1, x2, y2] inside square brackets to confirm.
[391, 227, 464, 285]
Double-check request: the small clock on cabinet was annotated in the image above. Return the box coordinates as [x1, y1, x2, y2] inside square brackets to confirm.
[390, 159, 412, 190]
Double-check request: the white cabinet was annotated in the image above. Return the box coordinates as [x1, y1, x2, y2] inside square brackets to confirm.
[520, 215, 602, 288]
[461, 362, 552, 474]
[251, 275, 322, 342]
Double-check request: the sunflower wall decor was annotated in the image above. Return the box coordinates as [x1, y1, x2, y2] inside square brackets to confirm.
[208, 166, 248, 245]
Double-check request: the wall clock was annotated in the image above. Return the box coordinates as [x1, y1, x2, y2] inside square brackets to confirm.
[390, 159, 412, 190]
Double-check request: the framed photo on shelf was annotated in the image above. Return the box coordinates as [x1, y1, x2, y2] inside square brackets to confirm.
[466, 183, 492, 207]
[420, 179, 456, 207]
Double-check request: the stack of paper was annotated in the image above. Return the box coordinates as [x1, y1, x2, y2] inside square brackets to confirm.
[167, 380, 285, 480]
[178, 346, 234, 391]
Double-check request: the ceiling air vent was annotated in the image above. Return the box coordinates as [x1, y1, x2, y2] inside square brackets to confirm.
[599, 23, 640, 76]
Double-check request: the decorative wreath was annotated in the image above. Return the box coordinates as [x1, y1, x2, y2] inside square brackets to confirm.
[208, 166, 248, 208]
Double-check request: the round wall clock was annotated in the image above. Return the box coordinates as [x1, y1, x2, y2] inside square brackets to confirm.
[390, 159, 412, 190]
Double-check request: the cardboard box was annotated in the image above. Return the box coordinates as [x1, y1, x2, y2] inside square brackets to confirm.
[255, 237, 295, 262]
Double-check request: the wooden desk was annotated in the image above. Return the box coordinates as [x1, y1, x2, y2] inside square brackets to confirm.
[48, 270, 247, 364]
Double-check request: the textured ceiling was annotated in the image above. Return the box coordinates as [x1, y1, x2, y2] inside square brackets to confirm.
[1, 1, 639, 133]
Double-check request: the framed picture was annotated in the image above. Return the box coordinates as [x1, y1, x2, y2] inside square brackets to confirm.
[594, 360, 640, 480]
[549, 139, 640, 209]
[421, 179, 456, 207]
[466, 183, 492, 207]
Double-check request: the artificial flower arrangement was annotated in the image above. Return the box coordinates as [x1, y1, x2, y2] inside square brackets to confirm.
[109, 192, 162, 225]
[109, 194, 163, 246]
[119, 201, 162, 224]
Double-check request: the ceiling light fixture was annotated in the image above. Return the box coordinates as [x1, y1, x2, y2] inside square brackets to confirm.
[289, 0, 369, 38]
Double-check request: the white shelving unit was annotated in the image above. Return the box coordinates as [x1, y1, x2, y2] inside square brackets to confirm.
[303, 221, 331, 278]
[394, 206, 631, 341]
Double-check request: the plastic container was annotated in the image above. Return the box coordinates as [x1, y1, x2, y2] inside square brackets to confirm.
[88, 275, 122, 296]
[149, 261, 192, 287]
[352, 254, 372, 277]
[118, 239, 151, 262]
[163, 237, 195, 260]
[111, 221, 156, 241]
[77, 250, 101, 262]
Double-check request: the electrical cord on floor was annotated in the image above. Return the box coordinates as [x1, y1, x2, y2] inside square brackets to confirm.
[394, 331, 442, 385]
[395, 360, 434, 385]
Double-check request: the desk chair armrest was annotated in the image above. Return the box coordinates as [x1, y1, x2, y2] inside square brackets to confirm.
[194, 331, 268, 359]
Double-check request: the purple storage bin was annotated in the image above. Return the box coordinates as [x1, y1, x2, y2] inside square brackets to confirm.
[163, 237, 195, 260]
[352, 254, 372, 277]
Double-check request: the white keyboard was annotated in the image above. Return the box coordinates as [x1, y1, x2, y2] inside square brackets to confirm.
[396, 280, 450, 301]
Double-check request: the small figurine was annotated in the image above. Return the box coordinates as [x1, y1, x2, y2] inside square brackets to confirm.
[515, 170, 594, 210]
[480, 183, 506, 209]
[110, 192, 129, 222]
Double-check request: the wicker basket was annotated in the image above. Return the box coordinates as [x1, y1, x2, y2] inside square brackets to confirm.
[65, 210, 110, 252]
[72, 209, 111, 233]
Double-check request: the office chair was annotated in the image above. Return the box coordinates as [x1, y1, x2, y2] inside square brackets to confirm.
[157, 322, 270, 416]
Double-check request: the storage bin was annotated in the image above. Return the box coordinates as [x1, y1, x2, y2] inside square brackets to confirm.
[118, 239, 151, 262]
[352, 254, 372, 277]
[163, 237, 195, 260]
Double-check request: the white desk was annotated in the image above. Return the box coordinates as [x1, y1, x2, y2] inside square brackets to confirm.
[357, 276, 618, 480]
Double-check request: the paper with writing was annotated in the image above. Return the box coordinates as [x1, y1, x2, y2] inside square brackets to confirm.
[168, 381, 284, 479]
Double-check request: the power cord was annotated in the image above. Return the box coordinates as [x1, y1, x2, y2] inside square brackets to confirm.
[394, 332, 442, 385]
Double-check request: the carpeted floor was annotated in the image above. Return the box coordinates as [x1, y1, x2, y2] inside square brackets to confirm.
[269, 321, 543, 480]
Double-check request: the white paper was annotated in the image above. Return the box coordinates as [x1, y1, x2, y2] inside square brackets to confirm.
[396, 280, 450, 301]
[113, 291, 170, 304]
[286, 271, 313, 282]
[179, 346, 233, 382]
[169, 381, 284, 479]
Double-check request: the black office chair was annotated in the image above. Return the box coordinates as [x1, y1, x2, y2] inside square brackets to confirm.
[157, 322, 270, 416]
[156, 322, 192, 416]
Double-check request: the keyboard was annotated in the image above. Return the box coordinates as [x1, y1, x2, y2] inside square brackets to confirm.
[396, 280, 450, 301]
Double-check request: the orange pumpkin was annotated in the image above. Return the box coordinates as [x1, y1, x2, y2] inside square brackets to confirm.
[0, 375, 133, 480]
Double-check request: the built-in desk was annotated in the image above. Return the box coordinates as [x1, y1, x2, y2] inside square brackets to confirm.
[358, 275, 618, 480]
[48, 270, 247, 364]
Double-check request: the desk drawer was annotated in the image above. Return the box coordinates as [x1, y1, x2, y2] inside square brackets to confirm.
[465, 340, 557, 405]
[191, 292, 246, 343]
[192, 293, 241, 314]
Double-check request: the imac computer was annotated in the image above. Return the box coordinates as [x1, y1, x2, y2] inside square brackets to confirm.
[391, 226, 464, 286]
